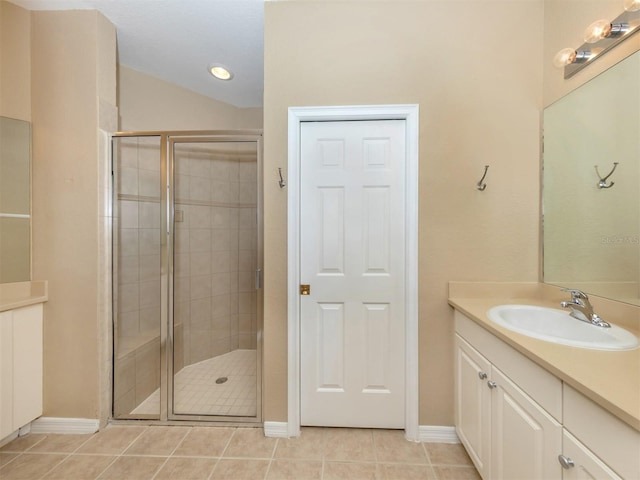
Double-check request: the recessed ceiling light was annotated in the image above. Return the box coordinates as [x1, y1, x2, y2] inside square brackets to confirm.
[208, 64, 233, 81]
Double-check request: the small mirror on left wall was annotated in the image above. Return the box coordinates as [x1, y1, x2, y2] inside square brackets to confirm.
[0, 116, 31, 283]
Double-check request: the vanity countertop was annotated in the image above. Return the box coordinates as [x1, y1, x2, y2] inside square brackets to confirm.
[449, 283, 640, 432]
[0, 281, 48, 312]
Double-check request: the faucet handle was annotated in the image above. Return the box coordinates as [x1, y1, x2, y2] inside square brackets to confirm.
[561, 288, 589, 300]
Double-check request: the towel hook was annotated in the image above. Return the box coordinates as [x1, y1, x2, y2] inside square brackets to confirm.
[476, 165, 489, 191]
[278, 167, 286, 189]
[595, 162, 618, 189]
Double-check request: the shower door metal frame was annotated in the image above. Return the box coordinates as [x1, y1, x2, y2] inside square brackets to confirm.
[166, 132, 263, 423]
[111, 130, 263, 424]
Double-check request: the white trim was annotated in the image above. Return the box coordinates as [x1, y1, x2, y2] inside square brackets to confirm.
[287, 104, 420, 440]
[30, 417, 100, 434]
[0, 213, 30, 219]
[418, 425, 460, 444]
[263, 421, 289, 438]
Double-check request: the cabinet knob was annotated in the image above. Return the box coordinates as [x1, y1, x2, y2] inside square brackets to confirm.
[558, 455, 575, 469]
[478, 372, 487, 380]
[487, 380, 497, 389]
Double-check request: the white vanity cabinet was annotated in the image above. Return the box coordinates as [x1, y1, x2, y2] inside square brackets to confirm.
[0, 303, 43, 439]
[455, 331, 562, 480]
[454, 309, 640, 480]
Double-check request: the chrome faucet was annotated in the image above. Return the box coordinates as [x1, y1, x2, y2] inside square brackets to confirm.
[560, 289, 610, 328]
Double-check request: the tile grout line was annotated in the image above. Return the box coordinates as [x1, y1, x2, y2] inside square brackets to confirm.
[150, 426, 193, 480]
[421, 441, 432, 466]
[21, 429, 101, 479]
[94, 425, 152, 480]
[36, 452, 71, 480]
[0, 451, 22, 472]
[206, 425, 237, 480]
[320, 428, 326, 480]
[262, 437, 279, 480]
[0, 435, 68, 480]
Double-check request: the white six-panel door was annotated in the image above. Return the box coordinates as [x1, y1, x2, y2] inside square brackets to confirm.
[299, 120, 406, 428]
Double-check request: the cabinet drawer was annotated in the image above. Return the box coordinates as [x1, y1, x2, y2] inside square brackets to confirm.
[455, 311, 562, 421]
[563, 385, 640, 480]
[562, 429, 622, 480]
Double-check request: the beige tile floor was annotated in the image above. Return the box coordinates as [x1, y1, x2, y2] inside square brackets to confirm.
[0, 425, 481, 480]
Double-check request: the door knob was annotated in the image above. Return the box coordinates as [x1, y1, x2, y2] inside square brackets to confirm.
[478, 372, 487, 380]
[300, 284, 310, 295]
[558, 455, 575, 469]
[487, 380, 497, 389]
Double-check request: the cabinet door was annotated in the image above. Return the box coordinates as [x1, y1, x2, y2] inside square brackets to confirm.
[455, 334, 492, 479]
[491, 367, 562, 480]
[561, 430, 623, 480]
[12, 305, 43, 429]
[0, 311, 14, 438]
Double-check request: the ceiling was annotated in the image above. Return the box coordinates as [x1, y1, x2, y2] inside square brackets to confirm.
[9, 0, 265, 108]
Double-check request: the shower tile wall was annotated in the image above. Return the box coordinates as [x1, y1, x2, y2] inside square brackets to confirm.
[174, 145, 257, 370]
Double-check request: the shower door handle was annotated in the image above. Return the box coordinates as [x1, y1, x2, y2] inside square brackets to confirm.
[255, 269, 262, 289]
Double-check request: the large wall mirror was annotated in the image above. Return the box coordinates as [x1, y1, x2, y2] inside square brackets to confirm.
[543, 51, 640, 306]
[0, 116, 31, 283]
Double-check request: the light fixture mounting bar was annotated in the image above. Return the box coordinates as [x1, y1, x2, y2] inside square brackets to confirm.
[565, 8, 640, 78]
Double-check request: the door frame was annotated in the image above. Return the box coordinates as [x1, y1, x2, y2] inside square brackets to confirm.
[287, 105, 419, 440]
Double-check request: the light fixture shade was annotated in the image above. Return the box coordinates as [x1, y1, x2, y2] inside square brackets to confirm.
[553, 48, 577, 67]
[208, 64, 233, 81]
[584, 19, 612, 43]
[624, 0, 640, 12]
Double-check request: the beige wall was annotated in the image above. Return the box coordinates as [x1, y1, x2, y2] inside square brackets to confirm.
[0, 1, 31, 121]
[263, 0, 543, 425]
[118, 66, 263, 132]
[31, 10, 116, 419]
[543, 0, 640, 106]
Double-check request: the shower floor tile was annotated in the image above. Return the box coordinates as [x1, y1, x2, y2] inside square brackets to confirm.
[132, 349, 257, 417]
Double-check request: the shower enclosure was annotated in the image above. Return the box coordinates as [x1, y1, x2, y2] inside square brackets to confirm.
[111, 131, 262, 422]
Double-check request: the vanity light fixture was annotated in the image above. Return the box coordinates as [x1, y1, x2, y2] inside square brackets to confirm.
[552, 48, 591, 68]
[583, 19, 629, 43]
[554, 2, 640, 78]
[208, 64, 233, 81]
[624, 0, 640, 12]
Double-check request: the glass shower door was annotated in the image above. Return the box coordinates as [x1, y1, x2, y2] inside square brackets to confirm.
[169, 137, 261, 420]
[112, 135, 163, 419]
[112, 131, 262, 422]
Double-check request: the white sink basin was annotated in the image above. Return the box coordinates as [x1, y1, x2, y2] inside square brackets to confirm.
[486, 305, 639, 351]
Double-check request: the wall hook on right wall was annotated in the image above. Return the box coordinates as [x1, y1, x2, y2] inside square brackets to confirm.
[595, 162, 618, 189]
[278, 167, 287, 189]
[476, 165, 489, 191]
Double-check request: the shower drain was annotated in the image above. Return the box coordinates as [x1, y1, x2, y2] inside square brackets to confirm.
[215, 376, 228, 384]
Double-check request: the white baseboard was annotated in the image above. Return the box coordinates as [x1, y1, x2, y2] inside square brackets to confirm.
[30, 417, 100, 435]
[418, 425, 459, 443]
[263, 421, 289, 438]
